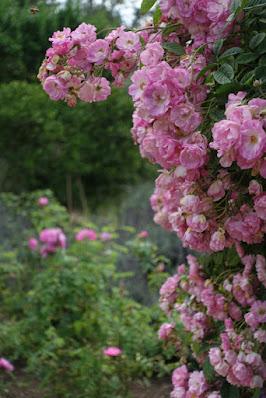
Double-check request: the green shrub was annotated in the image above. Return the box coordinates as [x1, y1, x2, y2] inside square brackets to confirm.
[0, 191, 178, 397]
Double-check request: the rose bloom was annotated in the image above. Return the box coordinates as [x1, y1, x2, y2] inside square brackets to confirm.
[116, 31, 140, 52]
[28, 237, 38, 251]
[87, 39, 109, 64]
[137, 230, 149, 238]
[38, 196, 49, 206]
[103, 347, 122, 357]
[140, 42, 164, 67]
[0, 358, 14, 372]
[75, 228, 97, 241]
[43, 76, 67, 101]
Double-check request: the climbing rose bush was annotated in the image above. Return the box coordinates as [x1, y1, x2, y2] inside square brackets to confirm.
[39, 0, 266, 396]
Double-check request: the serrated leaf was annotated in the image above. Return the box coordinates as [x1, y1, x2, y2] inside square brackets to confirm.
[220, 47, 243, 58]
[250, 32, 266, 49]
[203, 358, 216, 383]
[221, 382, 240, 398]
[162, 42, 185, 55]
[236, 52, 258, 64]
[153, 6, 162, 26]
[213, 39, 224, 56]
[213, 63, 234, 84]
[140, 0, 157, 14]
[255, 65, 266, 80]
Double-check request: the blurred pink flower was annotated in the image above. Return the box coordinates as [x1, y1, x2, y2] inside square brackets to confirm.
[100, 232, 112, 241]
[103, 347, 122, 357]
[0, 358, 14, 372]
[75, 228, 97, 241]
[28, 238, 38, 251]
[38, 197, 49, 207]
[137, 230, 149, 238]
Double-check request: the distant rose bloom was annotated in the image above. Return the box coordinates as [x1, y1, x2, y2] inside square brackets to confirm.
[75, 228, 97, 241]
[38, 196, 49, 207]
[137, 230, 149, 238]
[28, 238, 38, 251]
[39, 228, 67, 257]
[0, 358, 14, 372]
[100, 232, 112, 241]
[103, 347, 122, 357]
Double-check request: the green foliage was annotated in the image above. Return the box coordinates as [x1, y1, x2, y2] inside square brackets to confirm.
[0, 191, 177, 397]
[0, 81, 152, 207]
[140, 0, 157, 14]
[162, 42, 185, 55]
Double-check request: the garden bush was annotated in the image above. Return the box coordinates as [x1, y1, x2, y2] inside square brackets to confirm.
[0, 191, 178, 397]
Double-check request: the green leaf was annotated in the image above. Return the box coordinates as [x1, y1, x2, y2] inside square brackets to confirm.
[215, 82, 242, 95]
[252, 388, 261, 398]
[197, 64, 217, 80]
[236, 52, 258, 64]
[213, 39, 224, 56]
[140, 0, 157, 14]
[259, 54, 266, 64]
[257, 37, 266, 54]
[203, 358, 216, 383]
[255, 65, 266, 80]
[221, 382, 240, 398]
[213, 63, 234, 84]
[162, 42, 185, 55]
[240, 69, 255, 84]
[220, 47, 243, 58]
[250, 32, 266, 49]
[246, 0, 266, 8]
[153, 6, 162, 26]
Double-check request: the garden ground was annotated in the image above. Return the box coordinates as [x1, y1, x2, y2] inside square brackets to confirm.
[0, 371, 172, 398]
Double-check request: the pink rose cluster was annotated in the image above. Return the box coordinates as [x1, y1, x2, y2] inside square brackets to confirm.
[171, 365, 221, 398]
[159, 0, 232, 48]
[38, 23, 144, 106]
[28, 228, 67, 257]
[130, 51, 209, 170]
[151, 162, 266, 252]
[210, 92, 266, 177]
[160, 254, 266, 391]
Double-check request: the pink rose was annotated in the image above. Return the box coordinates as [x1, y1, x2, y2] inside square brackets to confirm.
[140, 42, 164, 66]
[0, 358, 14, 372]
[43, 76, 67, 101]
[75, 229, 97, 241]
[87, 39, 109, 64]
[116, 31, 140, 52]
[103, 346, 122, 357]
[28, 238, 38, 251]
[137, 230, 149, 238]
[238, 120, 266, 161]
[38, 196, 49, 207]
[254, 194, 266, 221]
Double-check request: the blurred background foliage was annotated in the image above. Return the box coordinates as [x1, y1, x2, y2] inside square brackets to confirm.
[0, 0, 154, 209]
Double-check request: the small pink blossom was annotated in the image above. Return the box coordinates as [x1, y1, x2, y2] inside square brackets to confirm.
[137, 230, 149, 238]
[43, 76, 67, 101]
[38, 196, 49, 207]
[158, 323, 174, 340]
[254, 194, 266, 221]
[116, 31, 140, 52]
[238, 120, 266, 161]
[103, 346, 122, 357]
[140, 42, 164, 66]
[28, 238, 38, 251]
[87, 39, 109, 64]
[0, 358, 14, 372]
[75, 229, 97, 241]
